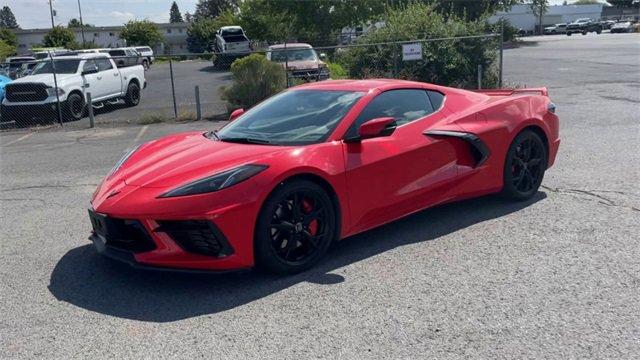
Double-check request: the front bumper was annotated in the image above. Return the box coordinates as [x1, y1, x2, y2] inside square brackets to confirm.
[0, 101, 62, 126]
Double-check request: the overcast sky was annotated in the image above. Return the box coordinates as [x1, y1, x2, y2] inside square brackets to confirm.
[4, 0, 594, 30]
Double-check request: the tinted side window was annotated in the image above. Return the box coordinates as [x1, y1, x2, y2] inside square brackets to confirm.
[426, 90, 445, 110]
[82, 59, 97, 72]
[96, 58, 113, 71]
[109, 50, 125, 56]
[349, 89, 434, 137]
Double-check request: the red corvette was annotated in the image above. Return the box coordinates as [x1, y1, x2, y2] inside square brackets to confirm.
[89, 79, 560, 274]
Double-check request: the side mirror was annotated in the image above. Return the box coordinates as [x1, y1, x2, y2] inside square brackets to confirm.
[82, 66, 98, 75]
[229, 108, 244, 121]
[358, 117, 396, 139]
[319, 53, 327, 60]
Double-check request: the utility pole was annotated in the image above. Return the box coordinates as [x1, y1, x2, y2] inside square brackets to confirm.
[77, 0, 86, 47]
[48, 0, 55, 28]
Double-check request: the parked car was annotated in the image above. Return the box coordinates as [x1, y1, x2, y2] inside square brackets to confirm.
[87, 80, 560, 274]
[212, 26, 251, 68]
[1, 53, 145, 126]
[544, 23, 567, 35]
[134, 46, 154, 70]
[600, 20, 616, 30]
[610, 21, 636, 33]
[32, 49, 74, 60]
[101, 48, 142, 68]
[566, 18, 602, 35]
[0, 71, 11, 101]
[5, 56, 37, 79]
[266, 43, 330, 82]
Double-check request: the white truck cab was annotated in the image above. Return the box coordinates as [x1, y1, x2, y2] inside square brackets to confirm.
[1, 53, 145, 125]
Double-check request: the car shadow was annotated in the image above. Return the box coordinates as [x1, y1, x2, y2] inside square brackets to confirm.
[48, 192, 546, 322]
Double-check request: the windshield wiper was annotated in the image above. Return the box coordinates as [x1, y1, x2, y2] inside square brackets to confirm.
[219, 136, 271, 145]
[206, 130, 220, 140]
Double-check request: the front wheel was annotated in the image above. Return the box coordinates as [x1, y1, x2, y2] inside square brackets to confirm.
[501, 130, 547, 201]
[254, 180, 337, 274]
[65, 93, 86, 122]
[124, 82, 140, 107]
[582, 31, 587, 35]
[567, 32, 572, 36]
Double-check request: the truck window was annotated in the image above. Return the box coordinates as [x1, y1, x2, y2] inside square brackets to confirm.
[95, 58, 113, 71]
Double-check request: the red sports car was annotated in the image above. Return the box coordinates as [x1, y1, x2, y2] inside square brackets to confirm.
[89, 79, 560, 274]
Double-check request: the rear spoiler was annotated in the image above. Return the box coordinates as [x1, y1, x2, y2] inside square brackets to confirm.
[473, 87, 549, 97]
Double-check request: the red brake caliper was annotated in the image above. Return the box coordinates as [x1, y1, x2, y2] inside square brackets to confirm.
[302, 198, 318, 235]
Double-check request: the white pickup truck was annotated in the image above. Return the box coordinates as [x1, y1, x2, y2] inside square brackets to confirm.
[212, 26, 252, 68]
[1, 53, 145, 125]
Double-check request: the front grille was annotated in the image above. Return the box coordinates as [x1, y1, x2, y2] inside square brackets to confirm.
[5, 83, 49, 102]
[155, 220, 234, 258]
[290, 69, 320, 78]
[89, 211, 157, 253]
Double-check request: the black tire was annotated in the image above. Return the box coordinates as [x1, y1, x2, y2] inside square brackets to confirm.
[582, 31, 587, 35]
[501, 130, 547, 201]
[567, 32, 572, 36]
[124, 82, 141, 107]
[254, 180, 337, 274]
[65, 92, 85, 122]
[596, 29, 602, 34]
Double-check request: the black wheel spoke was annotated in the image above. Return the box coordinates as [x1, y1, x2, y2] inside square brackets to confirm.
[270, 221, 295, 232]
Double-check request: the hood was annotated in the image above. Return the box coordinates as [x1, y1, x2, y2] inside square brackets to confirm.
[285, 60, 324, 71]
[112, 131, 292, 188]
[612, 22, 630, 28]
[12, 73, 76, 86]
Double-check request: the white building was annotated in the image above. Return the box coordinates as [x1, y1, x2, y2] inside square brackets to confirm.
[489, 4, 604, 32]
[15, 23, 190, 55]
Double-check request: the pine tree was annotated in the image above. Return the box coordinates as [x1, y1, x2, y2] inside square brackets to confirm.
[0, 6, 19, 29]
[169, 2, 183, 23]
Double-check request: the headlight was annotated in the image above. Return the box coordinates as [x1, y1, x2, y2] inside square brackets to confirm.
[159, 164, 268, 198]
[107, 145, 140, 178]
[46, 87, 65, 97]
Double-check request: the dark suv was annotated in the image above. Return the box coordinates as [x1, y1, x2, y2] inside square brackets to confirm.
[566, 18, 602, 36]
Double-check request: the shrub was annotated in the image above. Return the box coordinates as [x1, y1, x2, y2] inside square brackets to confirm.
[327, 62, 347, 79]
[337, 2, 499, 89]
[220, 54, 286, 110]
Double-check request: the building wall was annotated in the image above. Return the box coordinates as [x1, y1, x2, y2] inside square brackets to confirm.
[490, 4, 604, 31]
[15, 23, 189, 55]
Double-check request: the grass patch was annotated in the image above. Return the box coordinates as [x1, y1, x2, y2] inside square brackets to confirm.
[138, 114, 168, 125]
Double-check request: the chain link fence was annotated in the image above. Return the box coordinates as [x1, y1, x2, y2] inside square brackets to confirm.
[0, 33, 502, 132]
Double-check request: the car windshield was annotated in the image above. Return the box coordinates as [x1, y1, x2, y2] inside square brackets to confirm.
[270, 48, 317, 62]
[31, 59, 80, 75]
[215, 90, 364, 145]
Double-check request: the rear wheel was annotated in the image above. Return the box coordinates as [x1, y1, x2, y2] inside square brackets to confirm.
[124, 82, 140, 107]
[582, 31, 587, 35]
[254, 180, 336, 274]
[567, 32, 572, 36]
[501, 130, 547, 201]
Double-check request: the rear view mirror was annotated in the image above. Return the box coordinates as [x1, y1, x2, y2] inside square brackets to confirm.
[229, 108, 244, 121]
[358, 117, 396, 139]
[319, 53, 327, 60]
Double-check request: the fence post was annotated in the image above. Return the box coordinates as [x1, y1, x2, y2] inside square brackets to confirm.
[499, 20, 504, 88]
[284, 41, 289, 88]
[194, 85, 201, 121]
[49, 50, 64, 126]
[477, 64, 483, 89]
[86, 92, 94, 128]
[168, 56, 178, 118]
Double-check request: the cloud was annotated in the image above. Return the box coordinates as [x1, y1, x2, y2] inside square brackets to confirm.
[108, 11, 136, 22]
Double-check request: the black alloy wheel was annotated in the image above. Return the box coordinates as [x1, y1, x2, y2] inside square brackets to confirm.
[502, 130, 547, 201]
[255, 180, 336, 274]
[66, 93, 85, 121]
[124, 82, 141, 107]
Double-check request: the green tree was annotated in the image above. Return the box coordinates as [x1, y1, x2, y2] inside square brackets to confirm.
[606, 0, 639, 6]
[184, 12, 194, 22]
[220, 54, 286, 109]
[170, 2, 183, 23]
[120, 20, 162, 46]
[195, 0, 237, 19]
[338, 2, 499, 88]
[68, 18, 94, 28]
[0, 39, 16, 61]
[433, 0, 523, 21]
[0, 6, 19, 29]
[529, 0, 548, 35]
[0, 28, 17, 47]
[43, 26, 78, 48]
[186, 17, 219, 53]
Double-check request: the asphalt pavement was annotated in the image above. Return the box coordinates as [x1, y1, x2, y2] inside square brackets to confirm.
[0, 33, 638, 359]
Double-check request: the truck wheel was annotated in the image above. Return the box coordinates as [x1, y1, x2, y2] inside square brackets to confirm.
[124, 82, 141, 107]
[65, 93, 86, 122]
[567, 32, 572, 36]
[581, 31, 587, 35]
[596, 29, 602, 34]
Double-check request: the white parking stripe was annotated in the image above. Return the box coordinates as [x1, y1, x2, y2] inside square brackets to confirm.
[132, 125, 148, 145]
[1, 132, 35, 147]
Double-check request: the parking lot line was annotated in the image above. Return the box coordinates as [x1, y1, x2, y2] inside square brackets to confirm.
[1, 132, 35, 147]
[132, 125, 149, 145]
